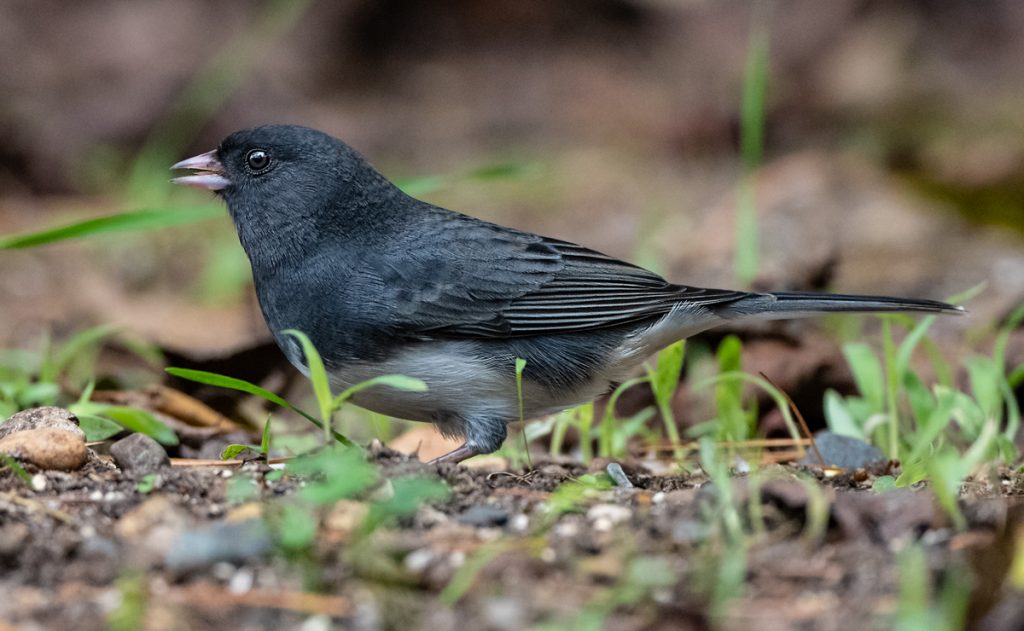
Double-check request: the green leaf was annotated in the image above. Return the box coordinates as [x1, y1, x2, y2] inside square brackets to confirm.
[363, 476, 450, 532]
[0, 453, 32, 485]
[275, 504, 318, 551]
[895, 315, 936, 379]
[0, 206, 223, 249]
[843, 342, 885, 409]
[966, 356, 1002, 421]
[715, 335, 750, 441]
[220, 444, 257, 460]
[100, 406, 179, 446]
[77, 414, 125, 441]
[1009, 364, 1024, 389]
[40, 324, 119, 383]
[650, 340, 686, 408]
[15, 382, 61, 408]
[291, 446, 378, 505]
[823, 389, 865, 439]
[872, 474, 898, 492]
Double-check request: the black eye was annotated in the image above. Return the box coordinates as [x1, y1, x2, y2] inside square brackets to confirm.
[245, 149, 271, 172]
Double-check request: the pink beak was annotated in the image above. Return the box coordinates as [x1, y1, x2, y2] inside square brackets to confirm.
[170, 150, 231, 191]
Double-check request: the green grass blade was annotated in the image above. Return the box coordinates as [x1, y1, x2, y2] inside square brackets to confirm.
[101, 406, 179, 446]
[165, 367, 353, 445]
[0, 206, 223, 249]
[282, 330, 334, 442]
[843, 342, 885, 410]
[332, 374, 427, 411]
[734, 7, 770, 286]
[41, 324, 119, 383]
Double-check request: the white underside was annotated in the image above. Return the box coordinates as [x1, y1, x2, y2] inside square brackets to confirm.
[316, 303, 721, 438]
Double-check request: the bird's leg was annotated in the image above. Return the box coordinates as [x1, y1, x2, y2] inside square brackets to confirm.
[428, 444, 480, 465]
[428, 416, 509, 465]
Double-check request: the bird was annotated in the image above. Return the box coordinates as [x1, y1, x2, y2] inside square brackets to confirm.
[171, 124, 963, 464]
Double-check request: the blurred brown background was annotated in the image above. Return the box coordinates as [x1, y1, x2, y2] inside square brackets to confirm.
[2, 0, 1023, 353]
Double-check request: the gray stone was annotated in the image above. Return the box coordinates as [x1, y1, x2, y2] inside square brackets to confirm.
[110, 433, 169, 476]
[456, 504, 509, 528]
[799, 430, 885, 469]
[0, 407, 84, 440]
[164, 519, 274, 573]
[605, 462, 634, 489]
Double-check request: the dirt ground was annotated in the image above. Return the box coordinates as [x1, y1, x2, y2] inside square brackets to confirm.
[1, 433, 1023, 631]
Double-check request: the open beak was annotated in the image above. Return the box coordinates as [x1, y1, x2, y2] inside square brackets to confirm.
[170, 150, 231, 191]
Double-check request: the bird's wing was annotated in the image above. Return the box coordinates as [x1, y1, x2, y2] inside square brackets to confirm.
[382, 215, 746, 338]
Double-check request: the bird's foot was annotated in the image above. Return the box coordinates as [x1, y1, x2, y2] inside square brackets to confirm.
[428, 444, 479, 465]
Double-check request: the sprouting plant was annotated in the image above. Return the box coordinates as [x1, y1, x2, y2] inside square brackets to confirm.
[135, 474, 158, 494]
[221, 415, 273, 461]
[734, 1, 771, 287]
[693, 437, 749, 619]
[0, 453, 32, 487]
[647, 340, 686, 454]
[107, 570, 149, 631]
[0, 327, 177, 446]
[894, 545, 971, 631]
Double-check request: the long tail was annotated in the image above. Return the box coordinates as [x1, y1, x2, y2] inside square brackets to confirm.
[716, 291, 965, 320]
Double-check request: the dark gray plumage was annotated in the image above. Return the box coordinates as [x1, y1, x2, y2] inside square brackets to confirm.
[171, 125, 963, 463]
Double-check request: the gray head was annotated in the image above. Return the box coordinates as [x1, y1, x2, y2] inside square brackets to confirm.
[171, 125, 400, 266]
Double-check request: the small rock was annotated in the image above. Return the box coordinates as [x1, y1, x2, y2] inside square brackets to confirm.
[0, 522, 31, 557]
[0, 428, 88, 470]
[457, 504, 509, 528]
[799, 430, 885, 469]
[164, 519, 273, 573]
[116, 496, 191, 562]
[587, 503, 632, 531]
[605, 462, 634, 489]
[482, 596, 527, 631]
[110, 433, 169, 476]
[671, 519, 706, 545]
[324, 500, 369, 537]
[404, 548, 435, 573]
[0, 407, 84, 440]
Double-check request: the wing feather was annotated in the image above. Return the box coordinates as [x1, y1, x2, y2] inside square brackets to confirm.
[380, 210, 746, 338]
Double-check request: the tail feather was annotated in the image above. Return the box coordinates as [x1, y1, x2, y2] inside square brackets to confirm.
[717, 291, 965, 320]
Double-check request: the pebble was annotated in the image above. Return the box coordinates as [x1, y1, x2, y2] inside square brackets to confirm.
[482, 597, 527, 631]
[799, 430, 884, 469]
[110, 433, 169, 476]
[404, 548, 435, 573]
[0, 523, 31, 556]
[164, 519, 273, 573]
[0, 428, 89, 470]
[587, 504, 632, 532]
[115, 496, 191, 557]
[671, 519, 706, 545]
[605, 462, 634, 489]
[456, 504, 509, 528]
[509, 514, 530, 533]
[0, 407, 84, 440]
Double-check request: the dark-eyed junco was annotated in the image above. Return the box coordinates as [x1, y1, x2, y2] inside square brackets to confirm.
[171, 125, 962, 463]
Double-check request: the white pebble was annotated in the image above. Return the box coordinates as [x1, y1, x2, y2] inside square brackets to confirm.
[404, 548, 435, 573]
[586, 504, 631, 526]
[30, 474, 46, 492]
